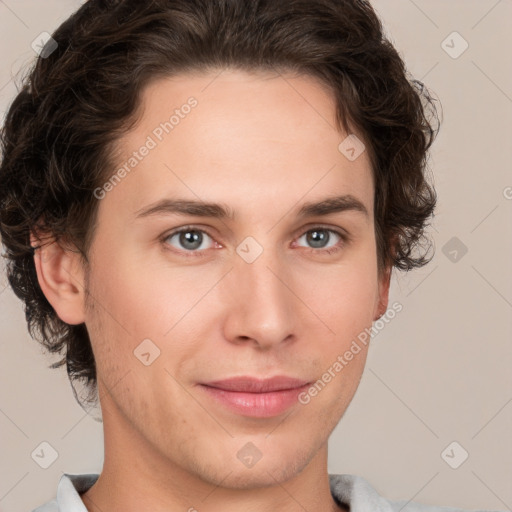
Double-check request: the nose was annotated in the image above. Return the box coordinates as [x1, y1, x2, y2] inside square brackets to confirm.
[221, 246, 297, 350]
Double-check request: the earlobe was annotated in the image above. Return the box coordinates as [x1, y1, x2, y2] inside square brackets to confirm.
[31, 232, 86, 325]
[374, 238, 397, 321]
[374, 266, 392, 321]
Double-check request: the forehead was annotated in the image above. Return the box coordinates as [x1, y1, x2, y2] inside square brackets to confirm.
[105, 69, 374, 221]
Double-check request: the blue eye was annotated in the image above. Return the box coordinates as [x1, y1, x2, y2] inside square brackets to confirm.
[162, 225, 348, 258]
[296, 228, 346, 255]
[164, 227, 215, 253]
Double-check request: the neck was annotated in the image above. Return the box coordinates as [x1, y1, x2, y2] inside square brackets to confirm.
[81, 399, 347, 512]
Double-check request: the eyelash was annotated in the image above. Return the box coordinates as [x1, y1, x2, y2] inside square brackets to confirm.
[160, 225, 350, 259]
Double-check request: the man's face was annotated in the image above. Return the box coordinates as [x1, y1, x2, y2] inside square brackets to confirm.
[82, 69, 389, 488]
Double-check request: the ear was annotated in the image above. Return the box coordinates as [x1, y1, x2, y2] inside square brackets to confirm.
[373, 264, 392, 321]
[31, 232, 86, 325]
[373, 233, 398, 321]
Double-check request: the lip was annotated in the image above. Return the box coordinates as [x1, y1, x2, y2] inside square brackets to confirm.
[198, 376, 311, 418]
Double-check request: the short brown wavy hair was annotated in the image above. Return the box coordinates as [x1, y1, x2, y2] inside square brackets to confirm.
[0, 0, 440, 410]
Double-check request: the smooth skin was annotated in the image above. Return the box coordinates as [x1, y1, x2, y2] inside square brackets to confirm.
[33, 69, 391, 512]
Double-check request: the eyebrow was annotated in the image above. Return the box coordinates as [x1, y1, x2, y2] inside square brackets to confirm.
[134, 194, 369, 221]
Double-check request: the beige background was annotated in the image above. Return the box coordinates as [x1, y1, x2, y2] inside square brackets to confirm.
[1, 1, 511, 511]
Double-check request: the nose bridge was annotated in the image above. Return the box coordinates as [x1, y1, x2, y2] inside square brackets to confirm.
[225, 239, 296, 347]
[245, 249, 286, 305]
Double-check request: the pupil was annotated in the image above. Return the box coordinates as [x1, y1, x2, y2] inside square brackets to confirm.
[180, 230, 202, 250]
[177, 229, 329, 251]
[308, 229, 328, 248]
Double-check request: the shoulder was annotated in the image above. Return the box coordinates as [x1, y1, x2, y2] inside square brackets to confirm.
[329, 474, 503, 512]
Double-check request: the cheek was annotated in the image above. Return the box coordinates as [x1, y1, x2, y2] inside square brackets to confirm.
[84, 249, 214, 387]
[87, 248, 181, 337]
[299, 255, 379, 342]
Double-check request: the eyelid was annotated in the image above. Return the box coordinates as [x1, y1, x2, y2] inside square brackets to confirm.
[292, 222, 351, 242]
[291, 224, 350, 256]
[161, 223, 350, 257]
[161, 224, 220, 252]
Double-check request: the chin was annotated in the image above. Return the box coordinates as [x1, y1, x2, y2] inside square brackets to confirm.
[204, 442, 316, 491]
[217, 462, 301, 490]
